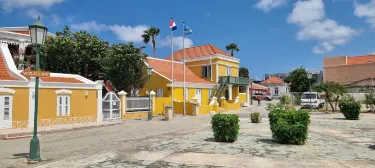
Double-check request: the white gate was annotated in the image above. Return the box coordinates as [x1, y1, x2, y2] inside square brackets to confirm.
[102, 92, 121, 121]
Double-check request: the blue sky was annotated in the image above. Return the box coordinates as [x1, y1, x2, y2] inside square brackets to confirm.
[1, 0, 375, 80]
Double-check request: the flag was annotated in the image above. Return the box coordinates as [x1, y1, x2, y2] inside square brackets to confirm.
[184, 25, 192, 35]
[170, 19, 177, 31]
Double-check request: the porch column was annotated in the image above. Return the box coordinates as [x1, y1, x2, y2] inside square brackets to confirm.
[246, 86, 250, 105]
[228, 85, 233, 100]
[118, 91, 127, 119]
[96, 80, 103, 122]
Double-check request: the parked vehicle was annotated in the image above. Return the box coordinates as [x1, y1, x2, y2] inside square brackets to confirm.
[272, 94, 281, 99]
[252, 93, 273, 101]
[300, 92, 325, 109]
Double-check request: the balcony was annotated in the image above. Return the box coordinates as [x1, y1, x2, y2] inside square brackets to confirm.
[218, 76, 249, 86]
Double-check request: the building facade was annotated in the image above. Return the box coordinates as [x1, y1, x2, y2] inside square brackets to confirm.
[324, 54, 375, 92]
[260, 77, 289, 97]
[0, 27, 103, 129]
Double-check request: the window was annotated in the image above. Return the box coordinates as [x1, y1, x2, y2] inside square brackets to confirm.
[185, 88, 189, 100]
[274, 87, 279, 95]
[2, 96, 10, 120]
[57, 95, 70, 116]
[202, 65, 211, 78]
[226, 67, 232, 76]
[156, 88, 163, 97]
[208, 89, 214, 100]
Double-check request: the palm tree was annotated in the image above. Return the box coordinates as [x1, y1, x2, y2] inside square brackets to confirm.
[225, 43, 240, 56]
[141, 27, 160, 57]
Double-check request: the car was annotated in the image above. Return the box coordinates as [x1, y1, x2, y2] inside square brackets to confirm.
[272, 94, 281, 99]
[300, 92, 325, 109]
[252, 93, 273, 101]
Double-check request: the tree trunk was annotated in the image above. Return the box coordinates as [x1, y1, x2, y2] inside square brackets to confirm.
[334, 96, 339, 111]
[325, 91, 335, 112]
[231, 50, 234, 56]
[152, 37, 156, 58]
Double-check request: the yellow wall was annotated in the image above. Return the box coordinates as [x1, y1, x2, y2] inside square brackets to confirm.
[6, 88, 29, 122]
[239, 93, 246, 104]
[154, 97, 172, 115]
[199, 105, 214, 115]
[38, 88, 97, 120]
[140, 72, 171, 97]
[213, 59, 239, 67]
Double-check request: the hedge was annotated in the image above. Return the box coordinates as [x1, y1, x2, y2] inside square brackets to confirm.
[268, 109, 310, 145]
[211, 113, 240, 142]
[250, 112, 261, 123]
[339, 100, 361, 120]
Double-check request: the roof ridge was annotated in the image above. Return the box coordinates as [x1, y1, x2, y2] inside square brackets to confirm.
[148, 57, 183, 63]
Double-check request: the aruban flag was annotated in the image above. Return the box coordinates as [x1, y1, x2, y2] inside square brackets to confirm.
[170, 19, 177, 31]
[184, 25, 192, 35]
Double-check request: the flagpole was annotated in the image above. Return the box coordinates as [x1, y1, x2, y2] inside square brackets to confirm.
[171, 19, 174, 116]
[183, 22, 186, 116]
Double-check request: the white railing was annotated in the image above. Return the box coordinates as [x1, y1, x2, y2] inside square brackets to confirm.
[126, 96, 152, 111]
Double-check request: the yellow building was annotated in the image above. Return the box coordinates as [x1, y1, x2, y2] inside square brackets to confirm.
[0, 43, 103, 129]
[142, 44, 250, 114]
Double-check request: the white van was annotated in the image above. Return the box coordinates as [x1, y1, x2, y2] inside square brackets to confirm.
[300, 92, 325, 109]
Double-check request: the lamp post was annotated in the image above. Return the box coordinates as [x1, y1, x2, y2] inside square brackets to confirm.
[307, 73, 312, 112]
[28, 16, 48, 161]
[250, 80, 253, 105]
[147, 66, 153, 120]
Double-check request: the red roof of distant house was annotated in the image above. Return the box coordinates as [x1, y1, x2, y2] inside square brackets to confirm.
[165, 44, 232, 61]
[250, 83, 268, 90]
[147, 57, 213, 84]
[347, 55, 375, 65]
[261, 76, 285, 84]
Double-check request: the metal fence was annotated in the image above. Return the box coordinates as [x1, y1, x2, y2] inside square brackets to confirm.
[126, 96, 152, 112]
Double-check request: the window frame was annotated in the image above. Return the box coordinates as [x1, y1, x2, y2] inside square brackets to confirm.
[274, 87, 279, 95]
[202, 65, 211, 78]
[57, 95, 71, 116]
[156, 88, 163, 97]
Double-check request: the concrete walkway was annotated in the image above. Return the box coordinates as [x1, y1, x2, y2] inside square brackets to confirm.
[1, 101, 375, 168]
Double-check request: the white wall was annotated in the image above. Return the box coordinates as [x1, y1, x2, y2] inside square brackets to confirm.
[267, 84, 288, 96]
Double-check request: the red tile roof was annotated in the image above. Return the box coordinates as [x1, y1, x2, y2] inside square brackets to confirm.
[165, 44, 232, 61]
[261, 76, 285, 84]
[347, 55, 375, 65]
[40, 77, 83, 83]
[250, 83, 268, 90]
[147, 58, 213, 84]
[0, 51, 17, 80]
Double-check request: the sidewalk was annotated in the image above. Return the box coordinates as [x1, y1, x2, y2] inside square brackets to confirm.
[0, 121, 122, 140]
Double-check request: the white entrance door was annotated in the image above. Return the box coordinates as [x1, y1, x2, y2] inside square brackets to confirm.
[0, 96, 12, 128]
[195, 89, 202, 105]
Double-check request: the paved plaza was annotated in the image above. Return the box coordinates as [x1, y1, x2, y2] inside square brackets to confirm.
[1, 102, 375, 168]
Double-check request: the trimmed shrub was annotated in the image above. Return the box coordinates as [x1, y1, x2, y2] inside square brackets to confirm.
[268, 109, 310, 145]
[339, 100, 361, 120]
[211, 113, 240, 142]
[250, 112, 262, 123]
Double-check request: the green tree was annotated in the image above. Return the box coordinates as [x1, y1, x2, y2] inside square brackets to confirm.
[315, 81, 346, 112]
[40, 26, 109, 81]
[225, 43, 240, 56]
[101, 43, 148, 96]
[239, 67, 249, 78]
[141, 27, 160, 57]
[284, 67, 316, 92]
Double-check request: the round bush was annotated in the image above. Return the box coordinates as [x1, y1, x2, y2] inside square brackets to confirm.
[250, 112, 262, 123]
[339, 101, 361, 120]
[211, 113, 240, 142]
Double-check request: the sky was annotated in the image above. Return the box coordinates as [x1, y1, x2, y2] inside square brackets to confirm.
[1, 0, 375, 80]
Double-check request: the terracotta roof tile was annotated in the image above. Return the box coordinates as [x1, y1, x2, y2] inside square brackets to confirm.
[147, 58, 213, 84]
[261, 76, 285, 84]
[347, 55, 375, 65]
[40, 77, 83, 83]
[250, 83, 268, 90]
[0, 51, 17, 81]
[165, 44, 232, 61]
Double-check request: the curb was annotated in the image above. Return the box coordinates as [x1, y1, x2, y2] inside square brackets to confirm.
[0, 122, 122, 140]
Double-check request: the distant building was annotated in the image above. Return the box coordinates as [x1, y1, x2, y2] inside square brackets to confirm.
[324, 54, 375, 92]
[265, 70, 323, 85]
[260, 77, 289, 97]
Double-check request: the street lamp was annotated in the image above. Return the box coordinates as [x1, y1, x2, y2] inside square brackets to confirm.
[28, 16, 48, 162]
[147, 66, 153, 120]
[307, 73, 312, 112]
[250, 80, 253, 105]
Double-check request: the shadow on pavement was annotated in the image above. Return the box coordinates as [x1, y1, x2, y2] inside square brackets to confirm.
[12, 153, 28, 159]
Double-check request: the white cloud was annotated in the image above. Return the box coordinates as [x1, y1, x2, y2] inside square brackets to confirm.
[254, 0, 287, 12]
[0, 0, 65, 12]
[26, 8, 42, 19]
[71, 21, 194, 48]
[287, 0, 359, 54]
[50, 14, 61, 25]
[159, 35, 194, 50]
[354, 0, 375, 28]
